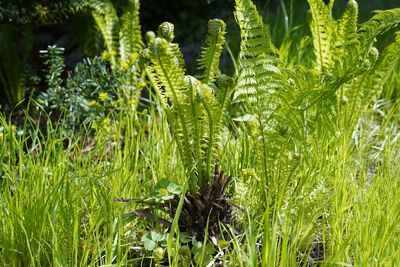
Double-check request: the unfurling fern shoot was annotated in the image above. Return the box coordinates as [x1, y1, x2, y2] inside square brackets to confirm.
[144, 21, 230, 194]
[141, 20, 235, 238]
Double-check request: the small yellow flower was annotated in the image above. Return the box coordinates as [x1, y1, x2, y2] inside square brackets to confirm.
[120, 61, 129, 70]
[102, 117, 110, 125]
[87, 100, 97, 107]
[129, 99, 137, 106]
[130, 53, 138, 63]
[99, 92, 109, 101]
[137, 81, 147, 89]
[101, 51, 110, 60]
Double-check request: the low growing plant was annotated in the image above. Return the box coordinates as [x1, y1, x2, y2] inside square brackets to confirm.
[137, 19, 235, 240]
[88, 0, 147, 110]
[233, 0, 400, 193]
[231, 0, 400, 263]
[38, 46, 125, 134]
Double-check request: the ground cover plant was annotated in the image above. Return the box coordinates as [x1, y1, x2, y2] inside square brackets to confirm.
[0, 0, 400, 266]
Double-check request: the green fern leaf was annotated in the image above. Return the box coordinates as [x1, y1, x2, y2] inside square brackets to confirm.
[89, 0, 119, 66]
[146, 37, 192, 168]
[157, 22, 185, 68]
[233, 0, 280, 102]
[358, 32, 400, 108]
[234, 0, 289, 179]
[342, 33, 400, 125]
[307, 0, 335, 73]
[334, 0, 359, 71]
[197, 19, 227, 84]
[328, 0, 335, 14]
[119, 0, 143, 63]
[358, 8, 400, 56]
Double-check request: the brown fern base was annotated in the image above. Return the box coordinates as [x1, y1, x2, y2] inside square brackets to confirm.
[166, 169, 234, 240]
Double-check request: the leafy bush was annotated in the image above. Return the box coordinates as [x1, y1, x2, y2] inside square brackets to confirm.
[39, 46, 125, 133]
[0, 0, 85, 24]
[37, 0, 146, 134]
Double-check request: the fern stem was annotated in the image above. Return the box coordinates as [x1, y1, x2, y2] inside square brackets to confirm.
[187, 78, 203, 185]
[152, 40, 193, 186]
[144, 68, 167, 110]
[198, 91, 214, 189]
[203, 38, 218, 84]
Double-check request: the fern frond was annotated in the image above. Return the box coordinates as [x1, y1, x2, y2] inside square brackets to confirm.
[233, 0, 311, 180]
[358, 8, 400, 56]
[234, 0, 289, 180]
[233, 0, 280, 101]
[144, 23, 233, 192]
[340, 33, 399, 127]
[307, 0, 335, 73]
[337, 0, 358, 44]
[234, 0, 274, 60]
[197, 19, 227, 84]
[334, 0, 359, 71]
[355, 32, 400, 110]
[119, 0, 143, 63]
[157, 22, 185, 68]
[328, 0, 335, 14]
[146, 37, 192, 171]
[200, 76, 233, 187]
[89, 0, 119, 66]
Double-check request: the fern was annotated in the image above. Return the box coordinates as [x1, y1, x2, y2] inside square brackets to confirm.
[346, 32, 400, 122]
[233, 0, 308, 185]
[307, 0, 335, 73]
[88, 0, 143, 68]
[0, 26, 31, 106]
[322, 5, 400, 124]
[119, 0, 143, 63]
[304, 1, 400, 130]
[358, 8, 400, 57]
[364, 33, 400, 103]
[157, 22, 185, 67]
[327, 0, 335, 14]
[334, 0, 359, 74]
[89, 0, 119, 66]
[234, 0, 275, 179]
[232, 0, 400, 190]
[197, 19, 227, 84]
[143, 22, 232, 193]
[147, 37, 192, 169]
[88, 0, 145, 111]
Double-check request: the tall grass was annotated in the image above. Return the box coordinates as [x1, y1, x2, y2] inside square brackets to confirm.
[0, 101, 185, 266]
[1, 79, 399, 267]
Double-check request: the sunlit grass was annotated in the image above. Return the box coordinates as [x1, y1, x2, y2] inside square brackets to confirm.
[1, 90, 400, 266]
[1, 1, 400, 265]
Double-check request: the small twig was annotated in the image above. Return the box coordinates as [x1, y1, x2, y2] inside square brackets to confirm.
[122, 209, 172, 228]
[114, 197, 159, 206]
